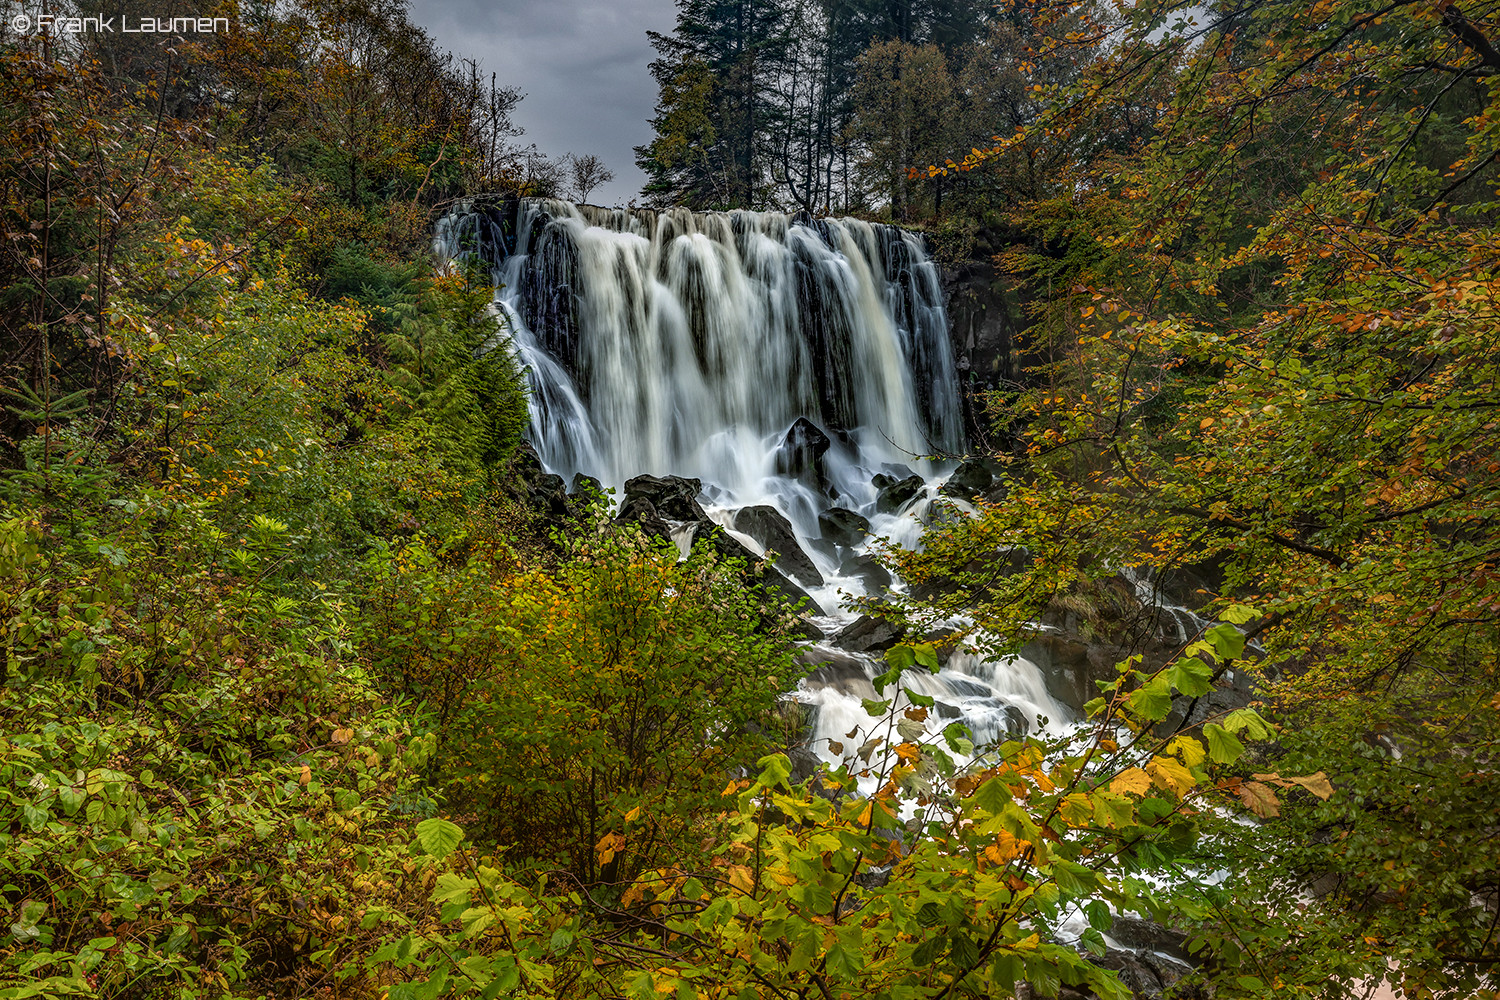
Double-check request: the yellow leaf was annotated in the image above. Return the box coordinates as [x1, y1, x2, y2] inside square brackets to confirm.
[624, 805, 643, 823]
[726, 865, 756, 894]
[1169, 735, 1205, 768]
[1110, 767, 1152, 797]
[1289, 772, 1334, 799]
[1146, 756, 1196, 798]
[298, 765, 310, 787]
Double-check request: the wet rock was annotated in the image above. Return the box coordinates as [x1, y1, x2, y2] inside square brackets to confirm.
[532, 473, 569, 517]
[761, 566, 827, 616]
[799, 647, 877, 695]
[876, 462, 916, 481]
[939, 459, 994, 499]
[819, 507, 871, 547]
[775, 417, 832, 482]
[695, 523, 762, 564]
[570, 472, 604, 497]
[833, 614, 906, 654]
[1107, 916, 1192, 963]
[698, 525, 827, 617]
[786, 743, 825, 785]
[873, 473, 925, 513]
[1020, 633, 1136, 715]
[790, 618, 826, 642]
[843, 553, 893, 591]
[623, 474, 706, 521]
[733, 505, 824, 587]
[1090, 948, 1195, 1000]
[614, 496, 673, 544]
[921, 497, 967, 528]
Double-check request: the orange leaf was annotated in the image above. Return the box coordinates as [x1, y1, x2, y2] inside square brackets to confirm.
[1239, 781, 1281, 817]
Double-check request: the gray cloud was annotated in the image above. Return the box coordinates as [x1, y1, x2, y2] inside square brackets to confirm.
[407, 0, 676, 205]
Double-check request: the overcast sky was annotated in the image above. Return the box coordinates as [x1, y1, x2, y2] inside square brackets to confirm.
[407, 0, 676, 206]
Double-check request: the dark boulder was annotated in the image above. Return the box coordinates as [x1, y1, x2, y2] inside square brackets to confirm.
[1089, 949, 1195, 1000]
[570, 472, 604, 498]
[774, 417, 832, 482]
[873, 473, 925, 514]
[939, 459, 994, 499]
[508, 444, 570, 519]
[818, 507, 871, 547]
[833, 614, 906, 654]
[733, 505, 823, 587]
[1107, 916, 1193, 964]
[842, 553, 893, 591]
[623, 474, 706, 521]
[697, 524, 827, 617]
[614, 496, 673, 544]
[761, 566, 826, 616]
[876, 462, 916, 481]
[798, 647, 877, 696]
[790, 618, 826, 642]
[695, 522, 762, 564]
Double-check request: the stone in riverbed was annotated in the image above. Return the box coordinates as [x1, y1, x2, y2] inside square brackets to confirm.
[939, 459, 994, 499]
[614, 496, 672, 543]
[833, 614, 905, 653]
[695, 524, 827, 616]
[842, 553, 893, 591]
[818, 507, 871, 547]
[732, 505, 824, 587]
[623, 474, 707, 521]
[774, 417, 832, 481]
[873, 473, 925, 513]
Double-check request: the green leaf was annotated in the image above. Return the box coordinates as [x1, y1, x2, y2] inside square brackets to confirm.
[1223, 708, 1273, 739]
[943, 722, 972, 753]
[860, 698, 891, 717]
[969, 776, 1012, 814]
[905, 689, 935, 707]
[1126, 673, 1174, 722]
[1203, 723, 1245, 764]
[1205, 623, 1245, 661]
[885, 645, 917, 672]
[755, 753, 792, 790]
[430, 873, 475, 906]
[414, 817, 464, 860]
[460, 905, 494, 938]
[913, 643, 939, 670]
[1167, 656, 1213, 698]
[1219, 604, 1257, 624]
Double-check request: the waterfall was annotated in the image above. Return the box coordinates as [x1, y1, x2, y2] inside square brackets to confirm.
[434, 197, 1073, 763]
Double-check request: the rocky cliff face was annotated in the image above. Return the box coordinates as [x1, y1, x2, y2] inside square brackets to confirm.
[942, 259, 1026, 439]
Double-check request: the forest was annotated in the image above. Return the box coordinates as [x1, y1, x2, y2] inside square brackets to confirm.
[1, 0, 1497, 998]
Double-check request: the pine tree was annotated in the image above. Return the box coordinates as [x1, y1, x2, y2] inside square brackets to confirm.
[636, 0, 790, 208]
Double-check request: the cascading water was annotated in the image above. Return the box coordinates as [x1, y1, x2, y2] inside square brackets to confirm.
[434, 197, 1073, 760]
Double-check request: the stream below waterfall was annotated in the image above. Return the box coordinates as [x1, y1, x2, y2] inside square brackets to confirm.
[434, 197, 1076, 763]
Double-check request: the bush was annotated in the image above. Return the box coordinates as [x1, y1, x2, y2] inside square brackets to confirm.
[361, 529, 803, 881]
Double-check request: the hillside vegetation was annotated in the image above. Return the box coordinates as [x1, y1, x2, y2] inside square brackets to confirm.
[2, 1, 1498, 999]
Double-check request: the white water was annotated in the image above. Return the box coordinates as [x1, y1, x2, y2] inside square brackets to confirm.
[434, 197, 1075, 760]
